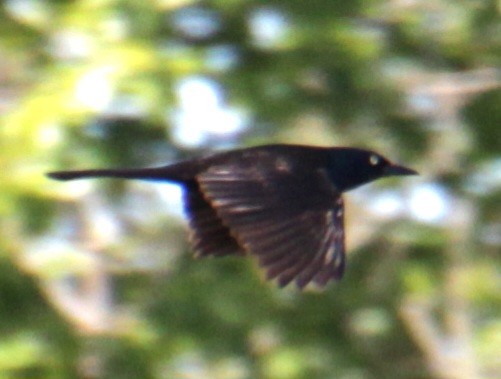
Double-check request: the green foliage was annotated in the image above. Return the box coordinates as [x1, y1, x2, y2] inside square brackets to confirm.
[0, 0, 499, 378]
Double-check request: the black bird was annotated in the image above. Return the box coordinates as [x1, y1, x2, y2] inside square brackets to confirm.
[48, 144, 417, 289]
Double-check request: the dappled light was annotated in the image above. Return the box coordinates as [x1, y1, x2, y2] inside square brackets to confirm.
[0, 0, 499, 378]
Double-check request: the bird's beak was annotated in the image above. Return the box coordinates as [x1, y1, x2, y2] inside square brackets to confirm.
[383, 164, 418, 177]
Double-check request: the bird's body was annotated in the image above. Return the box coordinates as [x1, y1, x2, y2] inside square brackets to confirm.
[48, 144, 417, 289]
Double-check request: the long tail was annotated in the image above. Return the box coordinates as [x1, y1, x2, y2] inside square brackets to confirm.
[47, 163, 193, 183]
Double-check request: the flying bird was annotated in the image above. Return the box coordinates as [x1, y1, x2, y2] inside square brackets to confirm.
[47, 144, 417, 289]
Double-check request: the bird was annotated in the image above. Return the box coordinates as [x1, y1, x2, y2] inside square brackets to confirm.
[47, 144, 417, 289]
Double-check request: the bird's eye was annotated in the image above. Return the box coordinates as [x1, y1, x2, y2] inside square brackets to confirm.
[369, 154, 380, 166]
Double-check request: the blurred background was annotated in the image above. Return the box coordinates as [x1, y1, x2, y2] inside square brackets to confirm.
[1, 0, 500, 378]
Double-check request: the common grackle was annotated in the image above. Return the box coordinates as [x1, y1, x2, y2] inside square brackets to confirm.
[48, 144, 417, 289]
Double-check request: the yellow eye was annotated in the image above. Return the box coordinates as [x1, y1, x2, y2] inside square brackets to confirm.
[369, 154, 380, 166]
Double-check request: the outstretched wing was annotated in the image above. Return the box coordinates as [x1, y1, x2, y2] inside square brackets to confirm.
[197, 163, 345, 288]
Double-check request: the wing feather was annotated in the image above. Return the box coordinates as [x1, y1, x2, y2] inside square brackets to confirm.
[183, 185, 243, 257]
[197, 163, 346, 288]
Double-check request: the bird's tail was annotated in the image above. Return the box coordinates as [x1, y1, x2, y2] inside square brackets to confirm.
[47, 162, 195, 183]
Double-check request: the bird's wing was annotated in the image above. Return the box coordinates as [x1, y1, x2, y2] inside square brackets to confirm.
[183, 184, 243, 257]
[197, 164, 345, 288]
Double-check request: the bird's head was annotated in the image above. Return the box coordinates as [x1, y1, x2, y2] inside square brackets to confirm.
[326, 148, 418, 192]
